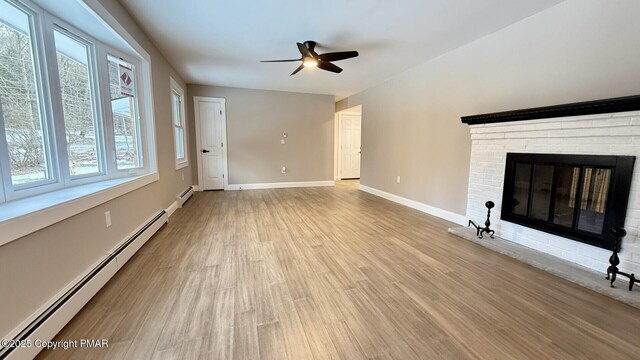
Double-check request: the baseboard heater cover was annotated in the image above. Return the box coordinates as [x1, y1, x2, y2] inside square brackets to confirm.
[177, 186, 193, 208]
[0, 211, 167, 360]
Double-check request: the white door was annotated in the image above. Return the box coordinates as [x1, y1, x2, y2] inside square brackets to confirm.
[196, 98, 226, 190]
[340, 114, 361, 179]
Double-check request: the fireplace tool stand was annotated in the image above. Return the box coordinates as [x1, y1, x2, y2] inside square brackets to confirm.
[606, 227, 636, 291]
[468, 201, 495, 239]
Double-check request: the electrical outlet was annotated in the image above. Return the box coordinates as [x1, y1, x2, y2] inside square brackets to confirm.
[281, 139, 285, 145]
[396, 176, 401, 183]
[104, 211, 112, 228]
[281, 166, 287, 174]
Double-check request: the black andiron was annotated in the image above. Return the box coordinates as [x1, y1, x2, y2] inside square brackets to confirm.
[606, 227, 637, 291]
[468, 201, 495, 239]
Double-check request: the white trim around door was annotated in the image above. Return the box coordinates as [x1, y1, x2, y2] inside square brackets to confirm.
[336, 110, 362, 180]
[194, 97, 228, 190]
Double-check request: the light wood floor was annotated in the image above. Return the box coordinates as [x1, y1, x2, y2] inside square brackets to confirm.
[38, 180, 640, 359]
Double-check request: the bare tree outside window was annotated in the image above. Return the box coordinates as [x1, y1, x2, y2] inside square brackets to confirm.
[0, 12, 50, 185]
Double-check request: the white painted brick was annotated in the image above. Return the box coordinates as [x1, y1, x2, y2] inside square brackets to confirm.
[508, 122, 563, 132]
[466, 112, 640, 273]
[471, 133, 505, 140]
[561, 120, 593, 129]
[550, 238, 580, 252]
[609, 145, 638, 154]
[548, 128, 611, 137]
[590, 118, 632, 127]
[610, 126, 640, 136]
[612, 110, 640, 118]
[621, 262, 640, 275]
[573, 144, 611, 153]
[590, 259, 611, 272]
[505, 130, 549, 139]
[561, 251, 591, 266]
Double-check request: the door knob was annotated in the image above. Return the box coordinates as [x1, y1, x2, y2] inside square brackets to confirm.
[202, 149, 210, 153]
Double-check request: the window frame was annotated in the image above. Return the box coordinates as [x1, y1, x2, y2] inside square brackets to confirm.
[105, 51, 148, 177]
[0, 0, 61, 201]
[0, 0, 160, 245]
[169, 77, 188, 170]
[0, 0, 157, 204]
[47, 16, 109, 185]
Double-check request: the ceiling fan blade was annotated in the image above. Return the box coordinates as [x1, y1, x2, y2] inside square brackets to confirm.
[290, 64, 304, 76]
[260, 59, 301, 63]
[317, 60, 343, 73]
[296, 42, 312, 58]
[317, 51, 359, 62]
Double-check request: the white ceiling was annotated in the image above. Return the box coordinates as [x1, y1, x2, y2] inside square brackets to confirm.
[120, 0, 564, 99]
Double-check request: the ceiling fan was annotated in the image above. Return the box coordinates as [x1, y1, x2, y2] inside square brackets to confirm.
[261, 41, 359, 76]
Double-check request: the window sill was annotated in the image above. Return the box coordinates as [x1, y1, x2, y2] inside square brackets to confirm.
[0, 172, 159, 246]
[175, 161, 189, 170]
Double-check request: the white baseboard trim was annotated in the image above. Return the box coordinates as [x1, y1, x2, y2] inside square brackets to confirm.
[359, 184, 466, 225]
[192, 185, 201, 192]
[166, 201, 178, 219]
[2, 211, 167, 360]
[177, 187, 194, 208]
[226, 180, 335, 191]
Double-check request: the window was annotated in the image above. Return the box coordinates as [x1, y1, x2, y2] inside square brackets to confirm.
[0, 0, 156, 205]
[0, 0, 53, 190]
[54, 28, 103, 177]
[170, 77, 188, 169]
[108, 55, 142, 170]
[501, 153, 635, 250]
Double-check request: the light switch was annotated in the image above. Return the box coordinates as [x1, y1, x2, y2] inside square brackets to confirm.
[396, 176, 401, 183]
[281, 139, 285, 145]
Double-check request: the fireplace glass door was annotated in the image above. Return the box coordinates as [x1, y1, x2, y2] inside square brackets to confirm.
[501, 153, 634, 250]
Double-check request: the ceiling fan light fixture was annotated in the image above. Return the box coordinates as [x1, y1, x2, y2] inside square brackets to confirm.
[262, 41, 358, 75]
[303, 58, 318, 68]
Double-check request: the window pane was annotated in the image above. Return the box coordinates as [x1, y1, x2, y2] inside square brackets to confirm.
[552, 166, 579, 227]
[172, 92, 181, 126]
[108, 56, 141, 170]
[171, 91, 185, 161]
[54, 30, 101, 176]
[577, 168, 611, 234]
[0, 1, 50, 186]
[175, 127, 184, 160]
[511, 162, 531, 216]
[530, 164, 554, 221]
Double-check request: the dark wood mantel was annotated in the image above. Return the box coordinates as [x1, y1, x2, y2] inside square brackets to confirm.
[461, 95, 640, 125]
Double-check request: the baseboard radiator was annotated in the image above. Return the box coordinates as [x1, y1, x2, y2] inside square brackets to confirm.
[177, 186, 193, 208]
[0, 211, 168, 360]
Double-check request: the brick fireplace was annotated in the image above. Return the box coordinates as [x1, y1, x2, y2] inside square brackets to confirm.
[463, 96, 640, 275]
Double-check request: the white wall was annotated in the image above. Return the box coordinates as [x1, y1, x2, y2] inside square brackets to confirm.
[336, 0, 640, 218]
[466, 111, 640, 274]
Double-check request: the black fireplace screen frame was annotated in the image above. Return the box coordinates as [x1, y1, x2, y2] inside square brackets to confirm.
[501, 153, 635, 250]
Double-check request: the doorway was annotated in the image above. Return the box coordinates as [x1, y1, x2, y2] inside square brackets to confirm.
[194, 97, 228, 190]
[335, 105, 362, 180]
